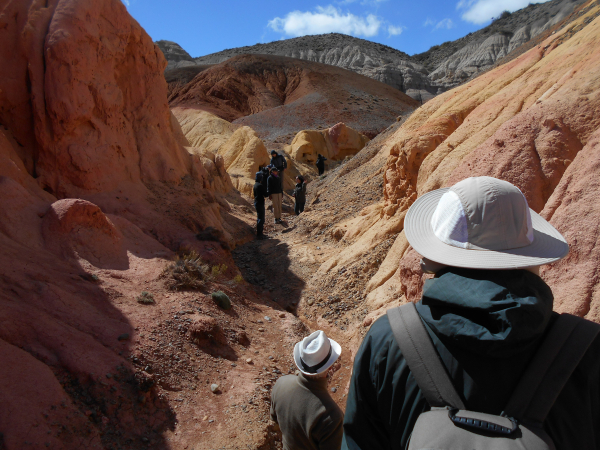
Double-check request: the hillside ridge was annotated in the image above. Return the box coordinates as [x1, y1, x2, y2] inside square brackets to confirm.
[158, 0, 587, 101]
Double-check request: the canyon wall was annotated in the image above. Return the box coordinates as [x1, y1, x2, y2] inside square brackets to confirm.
[310, 1, 600, 326]
[0, 0, 248, 447]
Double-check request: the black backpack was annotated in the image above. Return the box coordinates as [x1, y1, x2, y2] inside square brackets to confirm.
[387, 303, 600, 450]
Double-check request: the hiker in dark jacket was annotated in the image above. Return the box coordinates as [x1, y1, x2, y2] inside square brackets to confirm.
[267, 167, 283, 224]
[253, 171, 267, 238]
[343, 176, 600, 450]
[271, 330, 344, 450]
[270, 150, 287, 180]
[316, 154, 327, 175]
[259, 166, 270, 191]
[292, 176, 307, 215]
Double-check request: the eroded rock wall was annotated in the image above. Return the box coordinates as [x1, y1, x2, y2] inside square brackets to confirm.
[311, 2, 600, 326]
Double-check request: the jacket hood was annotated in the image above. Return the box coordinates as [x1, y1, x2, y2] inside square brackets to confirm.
[415, 268, 553, 358]
[255, 172, 263, 182]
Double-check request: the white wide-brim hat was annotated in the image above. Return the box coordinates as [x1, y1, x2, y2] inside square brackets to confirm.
[404, 177, 569, 269]
[293, 330, 341, 376]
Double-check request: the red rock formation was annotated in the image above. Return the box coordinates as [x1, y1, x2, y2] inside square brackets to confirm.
[0, 0, 251, 446]
[169, 54, 418, 144]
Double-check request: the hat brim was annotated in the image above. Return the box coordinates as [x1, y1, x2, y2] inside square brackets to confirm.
[293, 338, 341, 376]
[404, 188, 569, 269]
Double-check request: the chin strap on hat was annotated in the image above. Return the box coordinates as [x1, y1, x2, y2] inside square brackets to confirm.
[300, 346, 332, 374]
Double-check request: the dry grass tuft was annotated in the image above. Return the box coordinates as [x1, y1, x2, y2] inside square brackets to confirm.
[162, 251, 210, 291]
[137, 291, 155, 305]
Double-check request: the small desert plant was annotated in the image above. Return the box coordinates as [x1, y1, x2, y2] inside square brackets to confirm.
[233, 274, 244, 284]
[211, 291, 232, 310]
[210, 264, 228, 279]
[162, 250, 210, 291]
[137, 291, 155, 305]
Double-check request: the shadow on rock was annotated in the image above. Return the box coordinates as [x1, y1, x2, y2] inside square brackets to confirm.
[0, 234, 176, 449]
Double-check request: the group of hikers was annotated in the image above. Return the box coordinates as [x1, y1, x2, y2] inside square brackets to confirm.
[253, 150, 308, 238]
[269, 176, 600, 450]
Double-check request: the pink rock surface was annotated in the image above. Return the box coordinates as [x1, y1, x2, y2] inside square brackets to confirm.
[0, 0, 252, 447]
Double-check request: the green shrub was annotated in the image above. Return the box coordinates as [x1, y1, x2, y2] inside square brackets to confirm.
[162, 250, 209, 291]
[233, 274, 244, 284]
[211, 291, 231, 310]
[137, 291, 155, 305]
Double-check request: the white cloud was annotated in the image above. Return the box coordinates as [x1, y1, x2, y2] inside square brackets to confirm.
[122, 0, 130, 6]
[388, 25, 404, 36]
[268, 5, 383, 37]
[456, 0, 476, 10]
[435, 18, 455, 29]
[423, 17, 455, 30]
[457, 0, 551, 24]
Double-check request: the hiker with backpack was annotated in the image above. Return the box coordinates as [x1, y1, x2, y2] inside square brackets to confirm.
[292, 175, 307, 215]
[316, 154, 327, 175]
[270, 150, 288, 180]
[342, 176, 600, 450]
[253, 171, 267, 238]
[267, 166, 283, 224]
[271, 330, 344, 450]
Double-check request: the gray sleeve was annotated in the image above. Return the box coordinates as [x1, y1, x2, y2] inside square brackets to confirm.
[270, 383, 278, 423]
[315, 410, 344, 450]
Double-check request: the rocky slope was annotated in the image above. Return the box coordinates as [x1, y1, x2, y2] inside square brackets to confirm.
[192, 33, 436, 102]
[285, 0, 600, 337]
[159, 0, 587, 102]
[414, 0, 588, 88]
[156, 40, 196, 70]
[168, 54, 418, 146]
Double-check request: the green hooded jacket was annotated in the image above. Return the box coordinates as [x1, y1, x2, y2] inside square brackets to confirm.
[342, 268, 600, 450]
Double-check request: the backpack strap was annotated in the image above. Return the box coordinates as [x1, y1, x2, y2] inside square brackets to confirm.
[387, 303, 466, 409]
[504, 313, 600, 423]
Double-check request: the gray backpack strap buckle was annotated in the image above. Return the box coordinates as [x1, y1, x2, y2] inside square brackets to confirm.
[387, 303, 465, 409]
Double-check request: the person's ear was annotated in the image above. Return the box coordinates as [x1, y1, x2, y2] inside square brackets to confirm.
[420, 258, 447, 274]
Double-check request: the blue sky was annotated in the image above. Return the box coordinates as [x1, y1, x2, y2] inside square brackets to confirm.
[124, 0, 552, 57]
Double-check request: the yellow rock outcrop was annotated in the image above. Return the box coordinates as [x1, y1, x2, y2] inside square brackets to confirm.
[289, 123, 370, 165]
[218, 127, 271, 195]
[172, 107, 235, 153]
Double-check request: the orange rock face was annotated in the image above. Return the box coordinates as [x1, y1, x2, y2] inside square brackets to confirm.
[363, 2, 600, 319]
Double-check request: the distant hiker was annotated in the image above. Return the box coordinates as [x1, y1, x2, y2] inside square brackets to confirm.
[292, 175, 306, 215]
[271, 330, 344, 450]
[253, 171, 267, 238]
[316, 154, 327, 175]
[267, 166, 283, 224]
[270, 150, 288, 179]
[260, 165, 271, 190]
[343, 176, 600, 450]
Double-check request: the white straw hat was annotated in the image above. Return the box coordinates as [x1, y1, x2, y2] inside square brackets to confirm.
[404, 176, 569, 269]
[293, 330, 341, 376]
